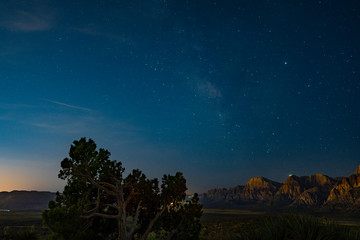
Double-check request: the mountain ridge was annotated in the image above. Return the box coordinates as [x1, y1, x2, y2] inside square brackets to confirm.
[0, 190, 56, 211]
[201, 165, 360, 210]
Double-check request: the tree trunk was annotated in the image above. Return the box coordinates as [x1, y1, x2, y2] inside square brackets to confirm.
[140, 206, 167, 240]
[118, 218, 122, 240]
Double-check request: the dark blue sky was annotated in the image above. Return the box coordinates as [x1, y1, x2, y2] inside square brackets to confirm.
[1, 0, 359, 192]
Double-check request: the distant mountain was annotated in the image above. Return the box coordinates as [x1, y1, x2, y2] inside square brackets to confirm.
[243, 177, 282, 202]
[201, 165, 360, 211]
[326, 166, 360, 209]
[0, 191, 55, 211]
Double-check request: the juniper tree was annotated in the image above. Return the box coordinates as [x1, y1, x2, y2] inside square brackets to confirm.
[42, 138, 202, 240]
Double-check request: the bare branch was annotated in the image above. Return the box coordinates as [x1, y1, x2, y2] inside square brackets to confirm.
[95, 188, 100, 210]
[128, 200, 142, 237]
[98, 181, 118, 190]
[111, 175, 121, 185]
[86, 176, 118, 197]
[76, 159, 119, 196]
[140, 205, 167, 240]
[120, 185, 124, 203]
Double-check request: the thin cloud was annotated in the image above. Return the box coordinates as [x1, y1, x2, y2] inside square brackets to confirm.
[30, 121, 90, 134]
[28, 113, 100, 134]
[0, 10, 54, 32]
[0, 1, 55, 32]
[29, 113, 145, 146]
[45, 99, 92, 112]
[72, 27, 131, 44]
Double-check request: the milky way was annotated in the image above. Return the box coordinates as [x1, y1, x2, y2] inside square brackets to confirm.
[0, 1, 359, 192]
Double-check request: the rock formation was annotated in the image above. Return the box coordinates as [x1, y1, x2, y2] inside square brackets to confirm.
[356, 165, 360, 175]
[201, 185, 245, 204]
[243, 177, 281, 202]
[200, 164, 360, 210]
[276, 175, 307, 201]
[325, 165, 360, 209]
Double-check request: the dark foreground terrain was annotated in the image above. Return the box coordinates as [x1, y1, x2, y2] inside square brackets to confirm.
[0, 211, 42, 227]
[1, 209, 360, 240]
[200, 208, 360, 240]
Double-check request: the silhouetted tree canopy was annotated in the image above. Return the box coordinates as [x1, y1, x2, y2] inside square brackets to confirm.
[42, 138, 202, 240]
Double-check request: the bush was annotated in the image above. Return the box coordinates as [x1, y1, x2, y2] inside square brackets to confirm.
[2, 226, 39, 240]
[238, 214, 360, 240]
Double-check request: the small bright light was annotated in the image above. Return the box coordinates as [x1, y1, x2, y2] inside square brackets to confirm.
[289, 174, 292, 176]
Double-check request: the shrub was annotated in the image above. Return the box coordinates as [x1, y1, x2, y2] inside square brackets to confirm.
[237, 214, 360, 240]
[2, 226, 39, 240]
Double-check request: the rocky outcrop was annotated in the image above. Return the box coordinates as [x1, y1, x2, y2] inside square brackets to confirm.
[327, 183, 353, 204]
[201, 188, 229, 202]
[201, 185, 245, 204]
[276, 175, 306, 201]
[243, 177, 281, 202]
[274, 174, 337, 206]
[325, 165, 360, 209]
[201, 165, 360, 210]
[295, 187, 323, 206]
[225, 185, 245, 201]
[306, 174, 337, 188]
[356, 165, 360, 175]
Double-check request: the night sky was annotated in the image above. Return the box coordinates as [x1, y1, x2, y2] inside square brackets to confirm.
[1, 0, 359, 193]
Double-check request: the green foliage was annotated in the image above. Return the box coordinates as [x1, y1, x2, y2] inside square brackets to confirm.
[147, 228, 169, 240]
[42, 138, 202, 240]
[42, 203, 100, 240]
[157, 193, 202, 240]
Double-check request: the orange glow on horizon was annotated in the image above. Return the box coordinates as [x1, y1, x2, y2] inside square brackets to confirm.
[0, 160, 64, 192]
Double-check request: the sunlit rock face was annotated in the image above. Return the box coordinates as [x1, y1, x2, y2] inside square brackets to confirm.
[295, 174, 338, 206]
[243, 177, 281, 202]
[294, 186, 335, 207]
[275, 174, 337, 206]
[295, 187, 323, 206]
[201, 164, 360, 210]
[326, 166, 360, 209]
[306, 174, 337, 188]
[356, 165, 360, 175]
[276, 175, 306, 201]
[327, 183, 354, 204]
